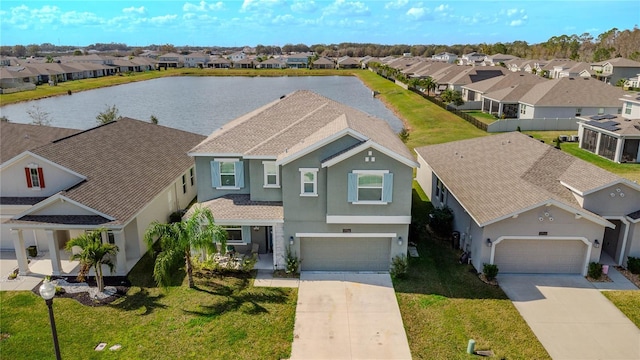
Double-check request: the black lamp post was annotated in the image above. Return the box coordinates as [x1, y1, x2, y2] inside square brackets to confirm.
[39, 279, 62, 360]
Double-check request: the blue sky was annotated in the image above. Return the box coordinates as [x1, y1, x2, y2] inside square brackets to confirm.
[1, 0, 637, 47]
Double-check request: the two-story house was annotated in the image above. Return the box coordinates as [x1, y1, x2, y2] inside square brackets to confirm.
[577, 94, 640, 163]
[157, 52, 184, 69]
[591, 57, 640, 84]
[189, 90, 418, 271]
[1, 119, 204, 276]
[184, 52, 209, 68]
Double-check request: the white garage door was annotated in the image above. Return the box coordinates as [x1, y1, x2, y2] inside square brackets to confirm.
[494, 239, 587, 274]
[300, 237, 391, 271]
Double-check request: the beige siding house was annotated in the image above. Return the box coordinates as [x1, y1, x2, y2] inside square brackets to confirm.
[416, 132, 640, 276]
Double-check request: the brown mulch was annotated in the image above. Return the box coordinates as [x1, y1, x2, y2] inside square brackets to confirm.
[586, 274, 612, 282]
[31, 276, 130, 307]
[273, 270, 300, 278]
[479, 273, 498, 286]
[615, 266, 640, 289]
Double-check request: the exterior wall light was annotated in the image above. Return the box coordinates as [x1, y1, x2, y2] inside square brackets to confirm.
[289, 236, 294, 246]
[398, 236, 403, 246]
[486, 238, 492, 247]
[593, 239, 600, 248]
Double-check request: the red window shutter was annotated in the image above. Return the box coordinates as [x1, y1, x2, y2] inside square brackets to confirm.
[25, 168, 33, 188]
[37, 167, 45, 188]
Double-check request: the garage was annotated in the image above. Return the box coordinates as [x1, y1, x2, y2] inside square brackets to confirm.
[300, 237, 391, 271]
[493, 239, 588, 274]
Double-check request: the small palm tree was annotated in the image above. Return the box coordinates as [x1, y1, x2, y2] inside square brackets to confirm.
[144, 207, 227, 288]
[65, 228, 119, 292]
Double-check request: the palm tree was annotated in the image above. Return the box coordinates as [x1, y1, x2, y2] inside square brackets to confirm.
[423, 77, 436, 96]
[144, 207, 226, 288]
[65, 228, 119, 292]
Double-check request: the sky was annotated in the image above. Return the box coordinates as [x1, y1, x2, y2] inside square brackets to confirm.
[0, 0, 638, 47]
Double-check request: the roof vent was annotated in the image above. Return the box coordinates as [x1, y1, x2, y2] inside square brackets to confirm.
[279, 95, 286, 100]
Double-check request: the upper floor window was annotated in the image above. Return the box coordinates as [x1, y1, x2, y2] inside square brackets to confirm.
[263, 161, 280, 188]
[189, 167, 194, 186]
[299, 168, 318, 196]
[211, 159, 244, 189]
[348, 170, 393, 204]
[625, 102, 632, 115]
[25, 165, 45, 189]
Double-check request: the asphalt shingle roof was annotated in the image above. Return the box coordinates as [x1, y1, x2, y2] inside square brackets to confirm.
[0, 122, 79, 163]
[193, 194, 283, 222]
[519, 77, 626, 106]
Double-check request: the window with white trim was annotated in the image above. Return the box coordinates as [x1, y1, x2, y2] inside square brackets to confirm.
[348, 170, 393, 204]
[598, 107, 605, 115]
[211, 159, 244, 189]
[189, 167, 194, 186]
[224, 226, 243, 243]
[25, 165, 45, 189]
[520, 104, 526, 115]
[263, 161, 279, 187]
[182, 174, 187, 194]
[300, 168, 318, 196]
[625, 102, 632, 115]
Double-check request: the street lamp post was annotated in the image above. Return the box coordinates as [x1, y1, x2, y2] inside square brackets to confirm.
[39, 279, 62, 360]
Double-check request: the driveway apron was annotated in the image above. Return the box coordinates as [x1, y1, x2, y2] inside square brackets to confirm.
[290, 272, 411, 360]
[499, 274, 640, 360]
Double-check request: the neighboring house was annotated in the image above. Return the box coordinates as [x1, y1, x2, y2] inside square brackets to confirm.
[433, 67, 507, 92]
[557, 62, 592, 79]
[258, 57, 286, 69]
[416, 132, 640, 276]
[311, 57, 335, 69]
[517, 77, 626, 119]
[483, 53, 519, 66]
[461, 72, 546, 102]
[591, 57, 640, 84]
[157, 53, 184, 69]
[0, 118, 205, 276]
[625, 74, 640, 89]
[431, 52, 458, 64]
[577, 94, 640, 163]
[188, 90, 418, 271]
[336, 56, 360, 69]
[458, 52, 486, 66]
[184, 52, 209, 68]
[228, 52, 246, 62]
[209, 56, 231, 68]
[233, 58, 255, 69]
[285, 53, 313, 68]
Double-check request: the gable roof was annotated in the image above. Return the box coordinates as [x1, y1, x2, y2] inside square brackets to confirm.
[593, 57, 640, 68]
[189, 90, 414, 164]
[519, 77, 627, 107]
[415, 132, 624, 227]
[0, 122, 79, 163]
[20, 118, 204, 226]
[463, 72, 546, 93]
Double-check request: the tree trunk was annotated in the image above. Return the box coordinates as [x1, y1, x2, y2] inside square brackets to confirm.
[185, 251, 194, 288]
[96, 265, 104, 292]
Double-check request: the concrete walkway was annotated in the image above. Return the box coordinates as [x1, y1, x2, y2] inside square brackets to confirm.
[290, 272, 411, 360]
[499, 274, 640, 360]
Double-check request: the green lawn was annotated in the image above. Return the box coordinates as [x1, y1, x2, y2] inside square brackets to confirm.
[396, 184, 551, 360]
[463, 111, 498, 125]
[602, 291, 640, 328]
[0, 255, 297, 360]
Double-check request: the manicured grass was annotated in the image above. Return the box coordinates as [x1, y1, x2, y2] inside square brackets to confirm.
[355, 71, 489, 150]
[602, 291, 640, 328]
[396, 184, 551, 360]
[0, 254, 297, 360]
[463, 111, 497, 125]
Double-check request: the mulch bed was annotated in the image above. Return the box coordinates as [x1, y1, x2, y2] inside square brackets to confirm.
[615, 266, 640, 289]
[31, 276, 131, 307]
[478, 273, 498, 286]
[586, 274, 612, 282]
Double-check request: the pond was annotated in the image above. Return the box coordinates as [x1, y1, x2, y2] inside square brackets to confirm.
[0, 76, 403, 135]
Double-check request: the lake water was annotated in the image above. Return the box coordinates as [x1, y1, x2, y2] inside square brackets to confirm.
[0, 76, 403, 135]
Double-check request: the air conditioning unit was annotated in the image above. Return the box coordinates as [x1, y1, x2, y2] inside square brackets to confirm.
[570, 135, 579, 142]
[559, 135, 568, 142]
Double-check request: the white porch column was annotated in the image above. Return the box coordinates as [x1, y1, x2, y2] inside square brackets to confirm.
[11, 229, 30, 275]
[498, 103, 504, 117]
[113, 230, 127, 276]
[45, 229, 62, 276]
[614, 137, 624, 163]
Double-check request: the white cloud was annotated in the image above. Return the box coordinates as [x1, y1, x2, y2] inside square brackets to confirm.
[183, 1, 224, 12]
[241, 0, 286, 13]
[123, 6, 146, 15]
[509, 15, 527, 26]
[323, 0, 370, 16]
[434, 4, 449, 12]
[291, 0, 317, 13]
[149, 14, 179, 25]
[406, 7, 430, 20]
[385, 0, 408, 10]
[60, 11, 103, 26]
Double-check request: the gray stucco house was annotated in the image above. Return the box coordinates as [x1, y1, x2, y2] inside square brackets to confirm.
[416, 132, 640, 276]
[189, 90, 418, 271]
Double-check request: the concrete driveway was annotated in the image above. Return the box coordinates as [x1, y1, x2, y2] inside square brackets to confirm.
[290, 272, 411, 360]
[499, 274, 640, 360]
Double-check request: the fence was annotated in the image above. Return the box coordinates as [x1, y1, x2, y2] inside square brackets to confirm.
[487, 118, 579, 132]
[409, 88, 489, 131]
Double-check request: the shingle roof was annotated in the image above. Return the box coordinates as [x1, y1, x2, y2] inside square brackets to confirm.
[0, 122, 79, 163]
[593, 57, 640, 68]
[463, 72, 546, 93]
[519, 77, 626, 106]
[25, 118, 205, 225]
[415, 132, 621, 226]
[189, 90, 413, 162]
[192, 194, 283, 222]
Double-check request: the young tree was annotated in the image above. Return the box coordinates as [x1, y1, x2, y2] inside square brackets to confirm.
[26, 105, 52, 126]
[440, 89, 464, 106]
[144, 207, 227, 288]
[65, 228, 119, 292]
[96, 104, 121, 124]
[150, 115, 158, 124]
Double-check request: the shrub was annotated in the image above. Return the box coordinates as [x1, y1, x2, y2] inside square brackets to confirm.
[588, 262, 603, 279]
[390, 254, 409, 279]
[627, 256, 640, 274]
[428, 206, 454, 238]
[168, 210, 186, 223]
[483, 263, 499, 281]
[285, 246, 300, 274]
[398, 128, 410, 143]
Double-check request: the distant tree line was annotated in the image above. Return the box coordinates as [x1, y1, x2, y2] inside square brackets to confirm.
[2, 26, 638, 62]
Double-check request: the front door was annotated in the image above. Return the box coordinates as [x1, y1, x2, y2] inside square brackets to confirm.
[603, 220, 622, 263]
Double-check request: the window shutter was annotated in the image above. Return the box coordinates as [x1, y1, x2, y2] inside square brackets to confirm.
[382, 173, 393, 202]
[25, 168, 33, 188]
[37, 167, 45, 188]
[347, 173, 357, 202]
[211, 161, 220, 187]
[235, 161, 244, 188]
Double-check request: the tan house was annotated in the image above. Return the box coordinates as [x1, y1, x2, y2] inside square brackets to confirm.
[416, 132, 640, 275]
[0, 119, 204, 276]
